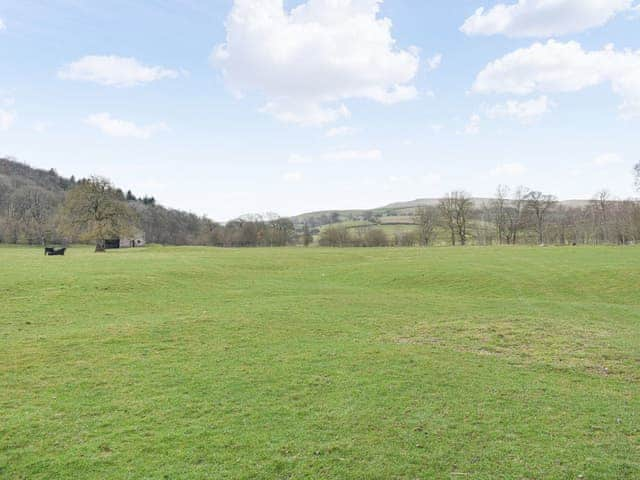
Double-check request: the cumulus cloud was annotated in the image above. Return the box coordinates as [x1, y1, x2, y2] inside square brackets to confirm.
[213, 0, 420, 125]
[288, 154, 313, 164]
[0, 18, 6, 31]
[325, 126, 358, 137]
[491, 162, 527, 176]
[473, 40, 640, 118]
[461, 0, 634, 38]
[322, 149, 382, 161]
[283, 171, 303, 183]
[85, 113, 167, 139]
[485, 95, 554, 123]
[426, 53, 442, 71]
[34, 121, 52, 133]
[59, 55, 179, 87]
[421, 173, 442, 185]
[592, 153, 623, 166]
[573, 153, 625, 176]
[0, 110, 15, 130]
[465, 114, 481, 135]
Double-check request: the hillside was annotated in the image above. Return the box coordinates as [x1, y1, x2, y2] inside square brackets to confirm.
[0, 157, 75, 195]
[2, 157, 636, 247]
[291, 197, 594, 225]
[0, 158, 215, 245]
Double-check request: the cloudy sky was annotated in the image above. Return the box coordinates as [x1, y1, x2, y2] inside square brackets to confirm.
[0, 0, 639, 220]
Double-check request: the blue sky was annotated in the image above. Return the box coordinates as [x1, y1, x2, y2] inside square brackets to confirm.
[0, 0, 639, 220]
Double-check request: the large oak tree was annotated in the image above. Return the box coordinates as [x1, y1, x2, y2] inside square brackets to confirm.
[61, 177, 137, 251]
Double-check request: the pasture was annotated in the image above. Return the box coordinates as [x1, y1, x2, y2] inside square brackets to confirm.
[1, 245, 639, 478]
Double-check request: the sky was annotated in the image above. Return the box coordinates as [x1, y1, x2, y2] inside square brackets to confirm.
[0, 0, 639, 220]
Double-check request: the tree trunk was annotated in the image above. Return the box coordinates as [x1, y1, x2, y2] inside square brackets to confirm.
[95, 239, 106, 252]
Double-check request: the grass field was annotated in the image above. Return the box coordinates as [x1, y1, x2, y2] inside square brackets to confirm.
[1, 245, 639, 479]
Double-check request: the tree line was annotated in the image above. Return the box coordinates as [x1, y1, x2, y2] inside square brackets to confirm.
[1, 157, 639, 249]
[0, 159, 300, 249]
[0, 159, 216, 247]
[319, 178, 640, 247]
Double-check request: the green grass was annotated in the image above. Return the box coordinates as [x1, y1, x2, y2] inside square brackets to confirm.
[1, 245, 639, 479]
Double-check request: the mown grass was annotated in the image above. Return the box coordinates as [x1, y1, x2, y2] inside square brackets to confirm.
[1, 245, 639, 479]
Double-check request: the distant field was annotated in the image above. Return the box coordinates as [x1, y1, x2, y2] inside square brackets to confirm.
[1, 245, 639, 479]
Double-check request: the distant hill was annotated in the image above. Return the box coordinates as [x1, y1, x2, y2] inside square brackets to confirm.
[1, 157, 623, 247]
[290, 197, 593, 228]
[382, 197, 592, 211]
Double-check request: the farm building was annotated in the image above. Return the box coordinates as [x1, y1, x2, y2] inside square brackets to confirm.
[104, 231, 146, 249]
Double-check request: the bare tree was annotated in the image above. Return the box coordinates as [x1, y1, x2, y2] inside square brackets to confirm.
[439, 191, 473, 246]
[591, 190, 611, 244]
[454, 192, 473, 245]
[364, 228, 389, 247]
[4, 187, 58, 245]
[490, 185, 509, 244]
[504, 186, 528, 245]
[438, 194, 457, 246]
[302, 223, 312, 247]
[319, 225, 350, 247]
[634, 162, 640, 193]
[414, 206, 437, 246]
[526, 191, 557, 245]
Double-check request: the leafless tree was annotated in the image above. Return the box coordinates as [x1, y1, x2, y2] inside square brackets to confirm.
[454, 191, 473, 246]
[439, 191, 473, 246]
[525, 191, 557, 245]
[590, 190, 611, 244]
[319, 225, 350, 247]
[490, 185, 509, 244]
[505, 186, 528, 245]
[394, 230, 419, 247]
[302, 223, 312, 247]
[364, 228, 389, 247]
[634, 162, 640, 193]
[438, 194, 457, 246]
[414, 206, 438, 246]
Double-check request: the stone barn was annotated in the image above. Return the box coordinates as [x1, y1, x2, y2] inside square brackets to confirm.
[104, 231, 146, 249]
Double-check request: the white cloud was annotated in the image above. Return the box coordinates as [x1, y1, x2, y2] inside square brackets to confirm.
[461, 0, 633, 38]
[213, 0, 420, 125]
[0, 110, 15, 130]
[34, 121, 52, 133]
[288, 154, 313, 164]
[592, 153, 623, 166]
[261, 101, 350, 126]
[465, 114, 481, 135]
[283, 171, 303, 183]
[473, 40, 640, 118]
[426, 53, 442, 71]
[485, 95, 554, 123]
[490, 162, 527, 176]
[322, 149, 382, 161]
[0, 18, 5, 31]
[325, 126, 358, 137]
[59, 55, 179, 87]
[573, 153, 625, 176]
[85, 113, 167, 139]
[421, 173, 442, 185]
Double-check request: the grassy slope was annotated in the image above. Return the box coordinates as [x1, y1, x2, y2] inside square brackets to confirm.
[1, 246, 639, 479]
